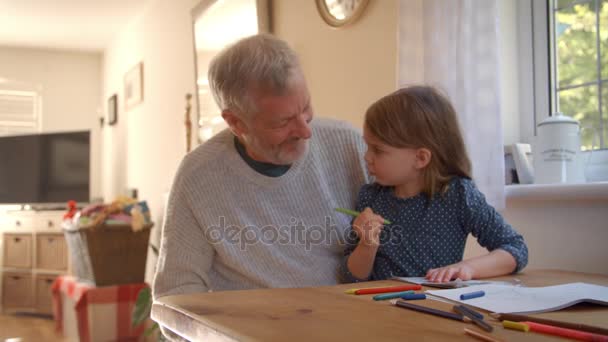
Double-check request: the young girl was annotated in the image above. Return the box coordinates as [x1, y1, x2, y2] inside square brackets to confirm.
[341, 86, 528, 283]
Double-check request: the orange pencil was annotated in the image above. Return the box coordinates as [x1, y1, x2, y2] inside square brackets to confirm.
[354, 284, 421, 295]
[464, 328, 502, 342]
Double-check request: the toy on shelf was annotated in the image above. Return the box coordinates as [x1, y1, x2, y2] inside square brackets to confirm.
[63, 200, 78, 220]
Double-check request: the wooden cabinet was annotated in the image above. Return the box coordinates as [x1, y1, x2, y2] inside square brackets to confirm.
[35, 274, 57, 315]
[2, 272, 33, 309]
[36, 233, 67, 270]
[0, 210, 68, 314]
[3, 233, 32, 268]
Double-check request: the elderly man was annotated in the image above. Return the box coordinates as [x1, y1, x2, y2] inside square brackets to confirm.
[153, 34, 369, 299]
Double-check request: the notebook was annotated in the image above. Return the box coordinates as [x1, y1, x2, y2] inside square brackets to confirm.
[393, 276, 512, 289]
[425, 282, 608, 314]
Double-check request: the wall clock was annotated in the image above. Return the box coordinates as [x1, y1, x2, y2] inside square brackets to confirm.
[315, 0, 370, 27]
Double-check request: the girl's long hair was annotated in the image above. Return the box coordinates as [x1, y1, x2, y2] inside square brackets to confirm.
[365, 85, 472, 197]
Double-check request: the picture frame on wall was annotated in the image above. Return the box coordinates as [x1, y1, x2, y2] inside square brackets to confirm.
[124, 62, 144, 111]
[107, 94, 118, 125]
[504, 145, 518, 185]
[512, 143, 534, 184]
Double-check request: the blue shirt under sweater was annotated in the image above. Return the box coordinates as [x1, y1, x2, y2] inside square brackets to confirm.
[340, 177, 528, 282]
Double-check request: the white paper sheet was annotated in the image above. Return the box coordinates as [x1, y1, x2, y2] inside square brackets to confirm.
[426, 282, 608, 314]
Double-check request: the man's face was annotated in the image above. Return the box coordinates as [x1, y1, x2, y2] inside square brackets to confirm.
[238, 72, 314, 165]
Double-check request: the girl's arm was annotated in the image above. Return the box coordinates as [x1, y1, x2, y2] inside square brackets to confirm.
[425, 249, 516, 282]
[426, 179, 528, 283]
[347, 243, 381, 280]
[343, 208, 385, 281]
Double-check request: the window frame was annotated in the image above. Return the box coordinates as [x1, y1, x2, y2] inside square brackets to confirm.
[551, 0, 606, 150]
[517, 0, 606, 149]
[515, 0, 552, 144]
[513, 0, 608, 183]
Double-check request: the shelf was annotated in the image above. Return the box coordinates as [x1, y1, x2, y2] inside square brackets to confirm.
[505, 181, 608, 201]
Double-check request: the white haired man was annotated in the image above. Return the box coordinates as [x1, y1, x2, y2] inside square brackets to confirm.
[153, 34, 369, 301]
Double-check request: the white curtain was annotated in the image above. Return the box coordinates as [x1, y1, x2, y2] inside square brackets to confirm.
[398, 0, 505, 209]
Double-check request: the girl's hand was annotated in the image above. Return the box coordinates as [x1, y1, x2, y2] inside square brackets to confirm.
[425, 262, 475, 283]
[352, 207, 385, 247]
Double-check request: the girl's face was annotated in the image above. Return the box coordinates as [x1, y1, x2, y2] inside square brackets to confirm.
[363, 126, 427, 190]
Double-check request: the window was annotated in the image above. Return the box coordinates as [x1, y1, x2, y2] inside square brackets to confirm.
[0, 88, 41, 135]
[550, 0, 607, 150]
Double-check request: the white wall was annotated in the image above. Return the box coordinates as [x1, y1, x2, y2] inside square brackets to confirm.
[102, 0, 201, 217]
[464, 198, 608, 275]
[273, 0, 398, 129]
[0, 46, 102, 200]
[102, 0, 201, 282]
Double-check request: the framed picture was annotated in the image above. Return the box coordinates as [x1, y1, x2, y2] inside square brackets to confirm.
[504, 145, 517, 185]
[124, 62, 144, 111]
[512, 143, 534, 184]
[107, 94, 118, 125]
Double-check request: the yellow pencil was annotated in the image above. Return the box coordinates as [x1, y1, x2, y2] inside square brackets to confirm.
[502, 320, 530, 332]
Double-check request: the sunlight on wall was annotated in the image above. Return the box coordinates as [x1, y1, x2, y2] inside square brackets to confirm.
[194, 0, 259, 142]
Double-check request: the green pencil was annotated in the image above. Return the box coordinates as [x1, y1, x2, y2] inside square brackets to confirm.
[334, 207, 392, 225]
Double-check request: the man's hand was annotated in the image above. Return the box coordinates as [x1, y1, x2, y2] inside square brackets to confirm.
[425, 262, 475, 283]
[352, 207, 385, 247]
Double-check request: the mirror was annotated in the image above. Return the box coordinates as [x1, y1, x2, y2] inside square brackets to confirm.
[192, 0, 270, 144]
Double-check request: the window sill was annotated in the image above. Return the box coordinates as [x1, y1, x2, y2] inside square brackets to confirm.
[505, 182, 608, 201]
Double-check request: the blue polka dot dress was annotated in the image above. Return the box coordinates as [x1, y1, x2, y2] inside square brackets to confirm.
[340, 177, 528, 282]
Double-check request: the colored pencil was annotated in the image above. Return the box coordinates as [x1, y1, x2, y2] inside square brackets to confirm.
[354, 284, 421, 295]
[523, 321, 608, 342]
[391, 300, 466, 321]
[460, 290, 485, 300]
[491, 313, 608, 336]
[454, 305, 493, 332]
[372, 290, 415, 300]
[454, 304, 484, 320]
[502, 320, 530, 332]
[334, 207, 392, 225]
[464, 328, 503, 342]
[344, 286, 384, 294]
[401, 293, 426, 300]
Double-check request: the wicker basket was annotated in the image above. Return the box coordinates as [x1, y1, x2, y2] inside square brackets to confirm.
[63, 223, 152, 286]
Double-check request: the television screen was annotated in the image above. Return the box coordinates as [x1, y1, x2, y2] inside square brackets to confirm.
[0, 131, 90, 204]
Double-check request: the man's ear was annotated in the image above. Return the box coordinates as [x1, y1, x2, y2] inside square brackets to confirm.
[415, 148, 432, 169]
[222, 110, 248, 137]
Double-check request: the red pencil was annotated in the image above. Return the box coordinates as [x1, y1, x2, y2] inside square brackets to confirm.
[523, 321, 608, 342]
[354, 284, 422, 295]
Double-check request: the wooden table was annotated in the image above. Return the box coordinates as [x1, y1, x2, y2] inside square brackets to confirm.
[151, 270, 608, 341]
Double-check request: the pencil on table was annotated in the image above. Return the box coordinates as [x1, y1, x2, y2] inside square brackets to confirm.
[454, 305, 493, 332]
[464, 328, 502, 342]
[354, 284, 421, 295]
[522, 321, 608, 342]
[490, 313, 608, 336]
[390, 300, 466, 321]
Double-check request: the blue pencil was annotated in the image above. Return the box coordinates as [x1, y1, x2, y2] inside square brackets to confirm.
[373, 290, 415, 301]
[460, 290, 485, 300]
[401, 293, 426, 300]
